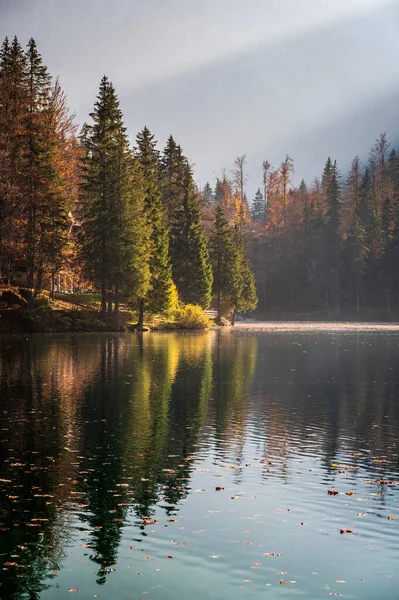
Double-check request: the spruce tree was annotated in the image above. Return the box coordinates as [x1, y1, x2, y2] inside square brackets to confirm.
[232, 219, 258, 321]
[202, 182, 214, 206]
[169, 159, 213, 308]
[80, 76, 150, 317]
[321, 158, 341, 316]
[344, 157, 368, 314]
[160, 135, 182, 222]
[0, 36, 28, 281]
[135, 126, 172, 327]
[208, 205, 239, 324]
[250, 188, 265, 223]
[24, 39, 52, 303]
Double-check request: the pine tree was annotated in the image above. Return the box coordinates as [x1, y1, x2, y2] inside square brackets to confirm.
[321, 158, 341, 316]
[250, 188, 265, 223]
[23, 38, 53, 303]
[0, 36, 28, 281]
[80, 76, 150, 317]
[344, 156, 368, 314]
[160, 135, 182, 223]
[208, 205, 239, 324]
[169, 159, 213, 308]
[232, 219, 258, 321]
[135, 126, 172, 327]
[214, 177, 225, 205]
[202, 182, 214, 206]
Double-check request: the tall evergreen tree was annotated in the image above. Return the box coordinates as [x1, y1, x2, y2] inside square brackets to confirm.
[0, 36, 28, 281]
[322, 158, 341, 316]
[232, 219, 258, 321]
[202, 181, 214, 206]
[251, 188, 265, 223]
[160, 135, 182, 223]
[209, 205, 239, 324]
[24, 39, 52, 303]
[135, 126, 172, 327]
[169, 159, 213, 308]
[80, 76, 150, 317]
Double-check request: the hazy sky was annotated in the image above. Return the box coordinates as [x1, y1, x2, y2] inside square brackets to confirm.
[1, 0, 399, 197]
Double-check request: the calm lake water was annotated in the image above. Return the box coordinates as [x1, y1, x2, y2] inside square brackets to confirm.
[0, 327, 398, 600]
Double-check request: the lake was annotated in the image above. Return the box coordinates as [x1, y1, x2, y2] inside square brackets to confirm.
[0, 326, 398, 599]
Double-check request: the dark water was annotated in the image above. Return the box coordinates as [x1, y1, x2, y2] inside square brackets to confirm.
[0, 328, 398, 600]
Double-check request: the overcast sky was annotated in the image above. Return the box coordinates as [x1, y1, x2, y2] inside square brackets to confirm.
[1, 0, 399, 197]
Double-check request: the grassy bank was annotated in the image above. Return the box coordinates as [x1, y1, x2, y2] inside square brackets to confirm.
[0, 288, 213, 333]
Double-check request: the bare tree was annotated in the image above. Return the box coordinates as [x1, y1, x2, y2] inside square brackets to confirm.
[370, 132, 390, 208]
[232, 154, 248, 205]
[262, 160, 271, 217]
[280, 155, 294, 227]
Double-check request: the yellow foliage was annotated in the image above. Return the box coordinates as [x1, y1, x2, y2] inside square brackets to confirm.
[177, 304, 211, 330]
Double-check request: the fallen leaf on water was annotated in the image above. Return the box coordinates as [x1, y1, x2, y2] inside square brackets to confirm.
[279, 579, 289, 585]
[345, 491, 356, 496]
[195, 489, 206, 493]
[215, 487, 224, 491]
[336, 580, 346, 583]
[68, 590, 82, 593]
[340, 529, 353, 534]
[357, 513, 367, 517]
[328, 490, 339, 496]
[231, 496, 239, 500]
[388, 516, 397, 520]
[263, 553, 282, 557]
[168, 555, 173, 559]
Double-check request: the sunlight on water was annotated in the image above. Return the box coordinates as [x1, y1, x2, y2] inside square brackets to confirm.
[0, 330, 398, 599]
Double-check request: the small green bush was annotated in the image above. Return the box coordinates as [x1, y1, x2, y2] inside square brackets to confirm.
[176, 304, 211, 330]
[34, 291, 52, 309]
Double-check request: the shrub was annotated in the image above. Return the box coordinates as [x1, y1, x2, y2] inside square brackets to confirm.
[165, 280, 180, 319]
[176, 304, 211, 330]
[34, 291, 52, 309]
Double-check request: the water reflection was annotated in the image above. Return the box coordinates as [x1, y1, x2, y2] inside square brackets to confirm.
[0, 330, 398, 599]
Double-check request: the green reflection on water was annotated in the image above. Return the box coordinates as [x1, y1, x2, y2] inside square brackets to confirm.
[0, 330, 398, 600]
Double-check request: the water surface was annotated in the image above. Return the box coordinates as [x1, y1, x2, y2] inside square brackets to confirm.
[0, 328, 398, 599]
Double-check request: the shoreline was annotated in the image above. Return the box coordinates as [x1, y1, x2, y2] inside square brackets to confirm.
[1, 308, 399, 334]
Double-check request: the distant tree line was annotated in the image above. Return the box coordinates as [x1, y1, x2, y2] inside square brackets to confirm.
[200, 134, 399, 318]
[0, 36, 257, 322]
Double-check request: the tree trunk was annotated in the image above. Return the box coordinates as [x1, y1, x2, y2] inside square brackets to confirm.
[356, 279, 360, 318]
[137, 299, 144, 329]
[101, 283, 107, 318]
[35, 266, 43, 297]
[217, 257, 221, 325]
[114, 285, 119, 317]
[51, 271, 55, 301]
[107, 291, 113, 314]
[387, 287, 391, 320]
[231, 308, 236, 326]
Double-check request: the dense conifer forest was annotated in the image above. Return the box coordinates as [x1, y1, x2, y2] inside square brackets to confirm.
[1, 36, 398, 322]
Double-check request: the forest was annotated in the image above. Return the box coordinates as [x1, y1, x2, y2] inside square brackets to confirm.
[1, 35, 398, 323]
